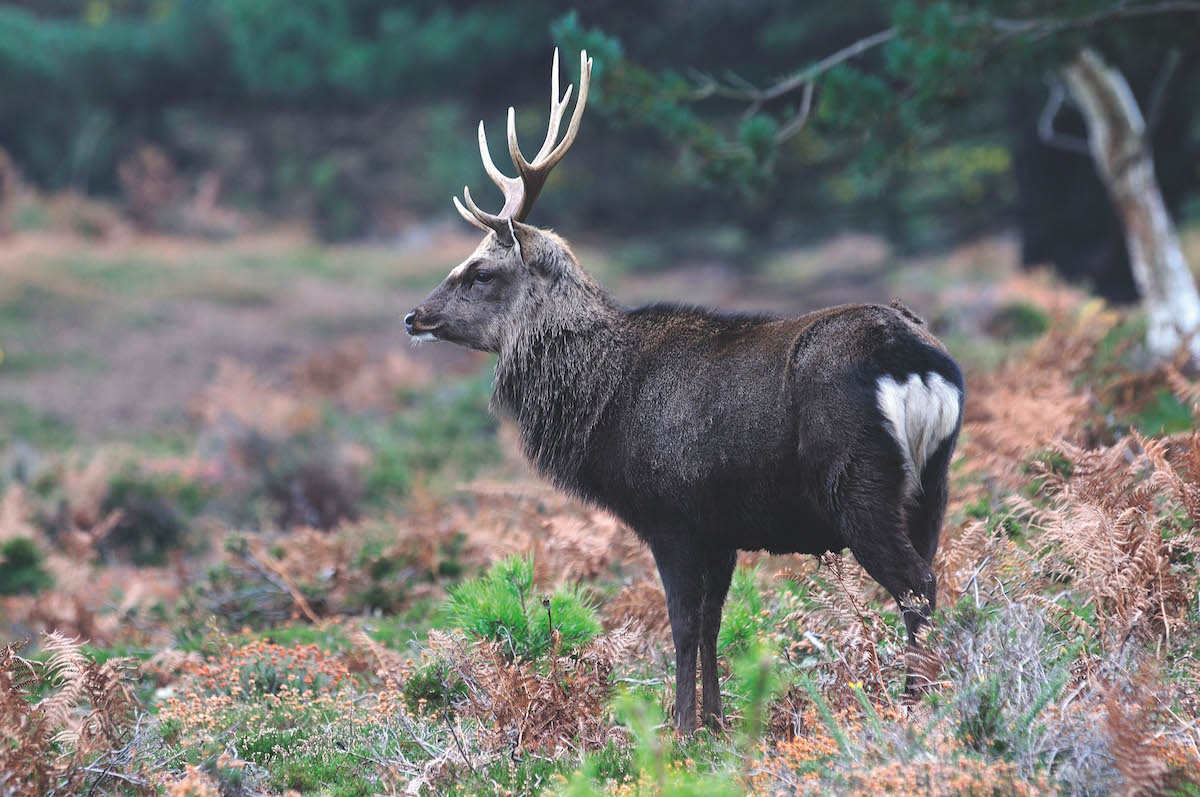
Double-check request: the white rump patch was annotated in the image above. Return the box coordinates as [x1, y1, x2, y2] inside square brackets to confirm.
[876, 372, 960, 497]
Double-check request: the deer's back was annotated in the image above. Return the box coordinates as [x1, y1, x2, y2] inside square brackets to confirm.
[574, 302, 961, 549]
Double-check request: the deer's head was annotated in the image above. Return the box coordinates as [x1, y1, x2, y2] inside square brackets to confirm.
[406, 49, 593, 353]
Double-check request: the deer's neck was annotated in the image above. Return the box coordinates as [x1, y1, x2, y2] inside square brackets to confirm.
[493, 287, 628, 485]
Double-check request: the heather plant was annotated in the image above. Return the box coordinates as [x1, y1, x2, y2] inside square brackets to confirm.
[155, 640, 377, 790]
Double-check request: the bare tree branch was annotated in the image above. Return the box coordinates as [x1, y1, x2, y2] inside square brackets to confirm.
[1145, 48, 1181, 139]
[695, 0, 1200, 109]
[1038, 77, 1091, 156]
[759, 28, 899, 103]
[685, 27, 895, 143]
[992, 0, 1200, 39]
[775, 81, 815, 144]
[688, 27, 896, 108]
[678, 0, 1200, 169]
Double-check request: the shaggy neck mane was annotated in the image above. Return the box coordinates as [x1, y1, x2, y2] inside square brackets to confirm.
[492, 237, 627, 487]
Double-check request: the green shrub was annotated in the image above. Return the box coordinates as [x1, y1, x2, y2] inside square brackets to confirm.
[1127, 388, 1194, 437]
[445, 554, 601, 661]
[402, 661, 466, 716]
[102, 466, 208, 565]
[717, 564, 766, 657]
[558, 693, 746, 796]
[985, 301, 1049, 341]
[0, 537, 53, 595]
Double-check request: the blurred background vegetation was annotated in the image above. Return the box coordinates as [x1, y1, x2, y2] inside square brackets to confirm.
[3, 6, 1200, 794]
[0, 0, 1196, 300]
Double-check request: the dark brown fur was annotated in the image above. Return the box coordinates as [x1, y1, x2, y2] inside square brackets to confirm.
[407, 225, 964, 732]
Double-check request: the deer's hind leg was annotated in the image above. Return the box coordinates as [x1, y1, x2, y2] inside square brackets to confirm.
[699, 548, 736, 730]
[829, 463, 937, 685]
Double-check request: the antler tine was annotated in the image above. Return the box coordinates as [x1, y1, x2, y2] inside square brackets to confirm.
[455, 49, 592, 230]
[542, 50, 591, 169]
[533, 48, 573, 164]
[452, 195, 490, 233]
[508, 49, 587, 176]
[477, 120, 528, 222]
[478, 121, 518, 192]
[507, 49, 571, 176]
[461, 186, 516, 230]
[506, 107, 530, 176]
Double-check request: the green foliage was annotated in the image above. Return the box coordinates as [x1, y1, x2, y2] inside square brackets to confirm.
[402, 661, 466, 716]
[557, 694, 745, 796]
[251, 623, 351, 652]
[553, 2, 1200, 248]
[346, 537, 425, 615]
[157, 717, 184, 747]
[552, 10, 774, 194]
[0, 401, 74, 450]
[2, 1, 1195, 252]
[726, 644, 785, 749]
[102, 464, 208, 565]
[1094, 313, 1149, 371]
[0, 537, 53, 595]
[267, 752, 373, 797]
[986, 301, 1051, 341]
[0, 2, 556, 190]
[216, 0, 351, 99]
[716, 564, 767, 657]
[1126, 389, 1194, 437]
[357, 368, 499, 502]
[445, 554, 601, 661]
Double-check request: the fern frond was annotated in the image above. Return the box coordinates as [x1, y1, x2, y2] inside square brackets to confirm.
[37, 631, 88, 733]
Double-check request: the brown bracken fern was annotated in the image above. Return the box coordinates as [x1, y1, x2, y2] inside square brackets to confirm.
[0, 632, 141, 797]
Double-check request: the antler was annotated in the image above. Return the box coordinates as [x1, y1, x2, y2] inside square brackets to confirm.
[454, 49, 592, 234]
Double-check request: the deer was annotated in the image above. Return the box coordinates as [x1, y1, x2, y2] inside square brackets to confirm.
[405, 49, 964, 734]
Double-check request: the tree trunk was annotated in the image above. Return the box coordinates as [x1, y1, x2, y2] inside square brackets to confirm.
[1062, 47, 1200, 363]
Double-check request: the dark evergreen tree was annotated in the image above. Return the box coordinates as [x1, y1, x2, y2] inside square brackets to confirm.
[554, 2, 1200, 359]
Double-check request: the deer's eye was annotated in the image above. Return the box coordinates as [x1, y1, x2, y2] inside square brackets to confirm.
[474, 270, 494, 285]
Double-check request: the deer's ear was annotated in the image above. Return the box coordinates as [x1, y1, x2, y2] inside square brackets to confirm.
[511, 222, 542, 270]
[513, 225, 573, 279]
[493, 218, 516, 249]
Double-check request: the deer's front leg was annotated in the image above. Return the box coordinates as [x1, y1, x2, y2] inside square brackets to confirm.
[648, 534, 704, 734]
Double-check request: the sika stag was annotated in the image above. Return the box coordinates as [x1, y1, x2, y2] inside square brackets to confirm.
[405, 50, 964, 733]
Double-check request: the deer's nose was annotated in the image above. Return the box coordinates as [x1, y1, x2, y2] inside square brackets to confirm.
[404, 311, 416, 332]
